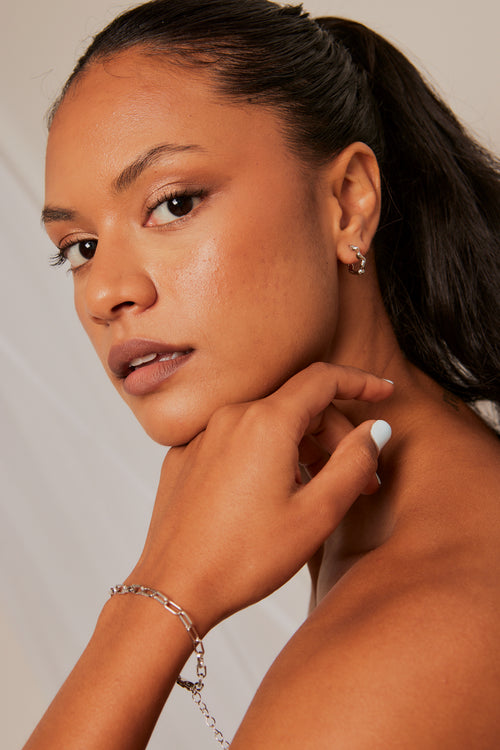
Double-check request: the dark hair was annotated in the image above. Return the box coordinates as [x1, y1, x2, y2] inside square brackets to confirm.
[52, 0, 500, 418]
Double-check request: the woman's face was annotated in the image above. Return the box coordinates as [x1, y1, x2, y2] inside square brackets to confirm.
[44, 50, 342, 445]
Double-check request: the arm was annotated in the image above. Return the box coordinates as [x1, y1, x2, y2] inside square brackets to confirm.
[230, 474, 500, 749]
[24, 363, 393, 749]
[24, 591, 192, 750]
[230, 572, 500, 750]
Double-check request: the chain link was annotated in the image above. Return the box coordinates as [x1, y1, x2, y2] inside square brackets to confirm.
[177, 677, 230, 749]
[110, 584, 231, 748]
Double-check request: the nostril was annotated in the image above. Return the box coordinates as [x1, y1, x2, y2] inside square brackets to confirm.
[86, 272, 157, 322]
[111, 300, 135, 313]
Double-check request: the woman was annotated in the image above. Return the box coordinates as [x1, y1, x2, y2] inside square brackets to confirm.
[26, 0, 500, 747]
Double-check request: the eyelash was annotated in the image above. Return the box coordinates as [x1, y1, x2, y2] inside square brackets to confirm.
[49, 240, 97, 272]
[49, 188, 205, 270]
[145, 187, 205, 217]
[50, 250, 71, 268]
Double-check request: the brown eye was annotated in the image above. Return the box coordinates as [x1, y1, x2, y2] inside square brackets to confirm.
[65, 239, 98, 268]
[147, 193, 202, 226]
[167, 195, 196, 217]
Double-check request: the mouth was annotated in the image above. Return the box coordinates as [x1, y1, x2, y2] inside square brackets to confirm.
[129, 349, 190, 371]
[108, 339, 194, 379]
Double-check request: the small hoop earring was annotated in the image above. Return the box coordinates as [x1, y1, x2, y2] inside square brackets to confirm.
[347, 245, 367, 275]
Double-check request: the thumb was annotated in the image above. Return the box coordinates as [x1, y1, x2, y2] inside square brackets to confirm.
[298, 419, 392, 535]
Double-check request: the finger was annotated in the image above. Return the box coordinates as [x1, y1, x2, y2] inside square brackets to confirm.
[298, 434, 329, 466]
[300, 404, 358, 480]
[300, 435, 382, 493]
[299, 406, 352, 475]
[297, 419, 392, 537]
[298, 435, 330, 477]
[307, 405, 383, 493]
[308, 403, 353, 447]
[265, 362, 393, 442]
[361, 471, 382, 496]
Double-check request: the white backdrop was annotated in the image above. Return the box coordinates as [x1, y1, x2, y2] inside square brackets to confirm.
[1, 1, 499, 748]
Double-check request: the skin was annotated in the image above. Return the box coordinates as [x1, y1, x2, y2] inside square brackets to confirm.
[29, 49, 500, 749]
[44, 53, 365, 447]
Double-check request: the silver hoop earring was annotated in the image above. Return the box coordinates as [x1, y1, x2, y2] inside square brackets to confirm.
[347, 245, 367, 275]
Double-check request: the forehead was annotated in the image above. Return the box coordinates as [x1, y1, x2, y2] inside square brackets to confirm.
[52, 50, 224, 132]
[45, 50, 301, 197]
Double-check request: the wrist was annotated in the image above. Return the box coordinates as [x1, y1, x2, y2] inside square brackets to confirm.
[123, 563, 220, 638]
[105, 581, 230, 748]
[110, 584, 207, 691]
[98, 585, 194, 666]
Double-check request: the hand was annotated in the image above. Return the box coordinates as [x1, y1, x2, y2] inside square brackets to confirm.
[127, 362, 393, 635]
[298, 401, 383, 494]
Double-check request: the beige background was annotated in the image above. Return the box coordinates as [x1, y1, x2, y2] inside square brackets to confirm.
[1, 1, 498, 748]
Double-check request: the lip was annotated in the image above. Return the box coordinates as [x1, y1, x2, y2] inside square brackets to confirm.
[108, 338, 193, 378]
[123, 350, 193, 396]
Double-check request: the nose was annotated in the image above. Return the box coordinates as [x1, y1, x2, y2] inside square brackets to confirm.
[82, 236, 158, 325]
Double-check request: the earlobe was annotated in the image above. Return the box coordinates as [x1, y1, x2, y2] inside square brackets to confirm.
[327, 142, 381, 266]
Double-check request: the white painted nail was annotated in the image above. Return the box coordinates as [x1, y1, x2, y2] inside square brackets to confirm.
[370, 420, 392, 452]
[383, 378, 394, 385]
[375, 472, 382, 486]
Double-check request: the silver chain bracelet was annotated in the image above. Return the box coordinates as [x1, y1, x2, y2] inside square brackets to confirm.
[110, 584, 230, 749]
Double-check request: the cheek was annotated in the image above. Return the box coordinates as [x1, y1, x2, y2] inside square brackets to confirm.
[123, 237, 338, 447]
[176, 225, 339, 386]
[213, 220, 338, 346]
[70, 208, 339, 447]
[73, 283, 111, 374]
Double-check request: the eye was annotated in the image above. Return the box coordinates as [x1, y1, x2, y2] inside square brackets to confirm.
[146, 191, 203, 227]
[62, 239, 98, 269]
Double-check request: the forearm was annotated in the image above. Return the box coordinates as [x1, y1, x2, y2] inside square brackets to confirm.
[23, 365, 391, 749]
[23, 590, 193, 750]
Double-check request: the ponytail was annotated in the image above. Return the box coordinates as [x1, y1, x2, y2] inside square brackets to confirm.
[53, 1, 500, 418]
[317, 18, 500, 413]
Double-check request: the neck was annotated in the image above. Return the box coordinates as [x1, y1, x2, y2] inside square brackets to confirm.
[326, 261, 425, 435]
[309, 262, 482, 599]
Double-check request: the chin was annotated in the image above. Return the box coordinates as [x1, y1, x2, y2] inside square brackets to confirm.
[139, 414, 209, 448]
[122, 354, 321, 447]
[130, 398, 215, 447]
[126, 380, 275, 447]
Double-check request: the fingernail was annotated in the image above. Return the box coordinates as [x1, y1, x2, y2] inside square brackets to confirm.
[370, 420, 392, 452]
[383, 378, 394, 385]
[375, 472, 382, 486]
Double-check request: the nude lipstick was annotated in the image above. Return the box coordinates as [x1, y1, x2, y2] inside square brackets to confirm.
[108, 339, 193, 396]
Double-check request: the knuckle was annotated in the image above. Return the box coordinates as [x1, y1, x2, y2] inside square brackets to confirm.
[240, 400, 273, 435]
[206, 402, 238, 432]
[243, 400, 268, 420]
[213, 402, 238, 422]
[306, 361, 331, 377]
[207, 400, 270, 436]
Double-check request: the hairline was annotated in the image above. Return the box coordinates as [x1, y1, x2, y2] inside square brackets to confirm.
[47, 44, 338, 180]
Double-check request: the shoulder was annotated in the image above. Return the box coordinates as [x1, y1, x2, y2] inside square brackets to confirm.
[231, 401, 500, 748]
[231, 536, 500, 749]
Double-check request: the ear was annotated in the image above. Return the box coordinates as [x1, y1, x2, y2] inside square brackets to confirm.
[326, 142, 381, 265]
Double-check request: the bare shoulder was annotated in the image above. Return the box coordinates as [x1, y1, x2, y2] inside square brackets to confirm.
[232, 541, 500, 749]
[231, 416, 500, 749]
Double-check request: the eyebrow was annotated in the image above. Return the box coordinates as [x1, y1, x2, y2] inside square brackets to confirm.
[112, 142, 204, 194]
[41, 141, 204, 225]
[41, 207, 77, 225]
